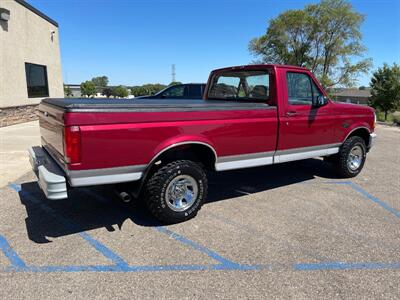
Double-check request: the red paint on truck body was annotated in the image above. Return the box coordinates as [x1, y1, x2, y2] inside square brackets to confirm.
[65, 109, 279, 170]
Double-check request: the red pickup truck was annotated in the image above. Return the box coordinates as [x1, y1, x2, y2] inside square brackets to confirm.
[29, 64, 376, 223]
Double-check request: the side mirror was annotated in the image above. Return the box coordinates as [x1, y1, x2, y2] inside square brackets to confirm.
[313, 95, 328, 107]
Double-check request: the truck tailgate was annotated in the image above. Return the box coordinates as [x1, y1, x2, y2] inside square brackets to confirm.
[37, 102, 65, 164]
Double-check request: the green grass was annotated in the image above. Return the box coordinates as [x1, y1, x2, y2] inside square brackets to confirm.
[376, 111, 394, 122]
[376, 110, 400, 125]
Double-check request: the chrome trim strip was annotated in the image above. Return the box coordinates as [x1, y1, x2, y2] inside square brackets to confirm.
[215, 144, 340, 171]
[69, 172, 143, 187]
[148, 141, 218, 168]
[216, 156, 273, 171]
[68, 165, 146, 178]
[342, 126, 370, 143]
[274, 147, 339, 164]
[217, 151, 275, 163]
[275, 143, 341, 155]
[68, 165, 146, 187]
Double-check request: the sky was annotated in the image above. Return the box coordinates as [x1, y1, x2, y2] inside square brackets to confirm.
[26, 0, 400, 87]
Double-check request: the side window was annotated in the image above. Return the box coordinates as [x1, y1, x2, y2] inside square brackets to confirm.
[162, 85, 185, 98]
[188, 85, 202, 98]
[286, 72, 313, 105]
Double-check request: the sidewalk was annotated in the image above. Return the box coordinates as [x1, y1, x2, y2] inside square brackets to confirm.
[0, 121, 40, 187]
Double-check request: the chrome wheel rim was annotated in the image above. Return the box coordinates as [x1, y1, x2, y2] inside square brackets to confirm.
[165, 175, 198, 212]
[347, 145, 363, 171]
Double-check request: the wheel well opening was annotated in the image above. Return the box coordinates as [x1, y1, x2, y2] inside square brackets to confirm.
[149, 143, 216, 173]
[348, 128, 370, 147]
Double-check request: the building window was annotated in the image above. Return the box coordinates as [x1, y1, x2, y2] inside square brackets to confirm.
[25, 63, 49, 98]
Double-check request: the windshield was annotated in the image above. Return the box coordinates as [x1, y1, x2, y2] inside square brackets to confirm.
[208, 70, 270, 101]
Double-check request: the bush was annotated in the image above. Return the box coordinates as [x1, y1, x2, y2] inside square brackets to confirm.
[392, 111, 400, 125]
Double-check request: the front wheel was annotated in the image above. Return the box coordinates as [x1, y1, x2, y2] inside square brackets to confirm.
[145, 160, 208, 224]
[334, 136, 367, 178]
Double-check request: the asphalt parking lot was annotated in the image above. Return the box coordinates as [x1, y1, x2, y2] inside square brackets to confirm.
[0, 124, 399, 299]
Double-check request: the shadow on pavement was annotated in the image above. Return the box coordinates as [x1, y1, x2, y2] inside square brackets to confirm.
[17, 158, 338, 243]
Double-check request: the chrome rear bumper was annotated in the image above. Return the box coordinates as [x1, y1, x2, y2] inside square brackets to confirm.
[28, 146, 68, 200]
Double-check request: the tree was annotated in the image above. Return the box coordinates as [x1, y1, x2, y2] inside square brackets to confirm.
[64, 85, 73, 97]
[112, 85, 129, 98]
[249, 0, 372, 88]
[369, 63, 400, 120]
[102, 87, 114, 98]
[142, 83, 166, 95]
[91, 76, 109, 87]
[168, 81, 182, 86]
[130, 85, 148, 97]
[80, 80, 96, 98]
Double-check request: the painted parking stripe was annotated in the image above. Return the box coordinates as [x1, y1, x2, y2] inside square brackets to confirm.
[348, 182, 400, 219]
[0, 235, 27, 270]
[325, 181, 400, 219]
[8, 183, 129, 269]
[83, 188, 255, 270]
[155, 226, 257, 270]
[295, 261, 400, 271]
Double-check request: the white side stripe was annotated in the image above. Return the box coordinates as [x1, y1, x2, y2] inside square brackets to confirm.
[216, 156, 273, 171]
[274, 148, 339, 164]
[215, 146, 340, 171]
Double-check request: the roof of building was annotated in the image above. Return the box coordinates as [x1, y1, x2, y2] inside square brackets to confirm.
[15, 0, 58, 27]
[333, 88, 371, 98]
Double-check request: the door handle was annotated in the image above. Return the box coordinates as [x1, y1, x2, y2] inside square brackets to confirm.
[286, 111, 298, 117]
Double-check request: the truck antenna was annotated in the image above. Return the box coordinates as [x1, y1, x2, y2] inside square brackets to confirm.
[171, 64, 176, 83]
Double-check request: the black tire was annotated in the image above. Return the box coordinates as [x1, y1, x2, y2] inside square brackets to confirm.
[145, 160, 207, 224]
[334, 136, 367, 178]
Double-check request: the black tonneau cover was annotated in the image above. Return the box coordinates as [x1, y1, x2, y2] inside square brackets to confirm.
[41, 98, 273, 113]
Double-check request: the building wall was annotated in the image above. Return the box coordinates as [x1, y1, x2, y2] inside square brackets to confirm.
[0, 0, 63, 109]
[335, 96, 369, 105]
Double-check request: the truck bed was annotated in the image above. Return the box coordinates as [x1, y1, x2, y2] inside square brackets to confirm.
[41, 98, 272, 112]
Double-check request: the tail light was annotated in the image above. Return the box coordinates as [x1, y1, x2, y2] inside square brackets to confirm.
[64, 126, 81, 164]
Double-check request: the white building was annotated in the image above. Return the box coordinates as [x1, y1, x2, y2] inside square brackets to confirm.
[0, 0, 63, 126]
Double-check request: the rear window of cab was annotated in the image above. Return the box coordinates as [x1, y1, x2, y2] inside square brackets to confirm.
[208, 70, 270, 102]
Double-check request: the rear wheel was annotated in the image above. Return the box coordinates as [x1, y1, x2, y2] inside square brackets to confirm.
[145, 160, 207, 223]
[333, 136, 367, 178]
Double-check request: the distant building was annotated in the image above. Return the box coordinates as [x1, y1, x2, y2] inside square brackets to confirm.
[0, 0, 63, 126]
[332, 88, 371, 105]
[64, 84, 82, 98]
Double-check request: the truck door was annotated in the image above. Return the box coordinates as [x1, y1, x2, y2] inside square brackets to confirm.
[276, 69, 337, 162]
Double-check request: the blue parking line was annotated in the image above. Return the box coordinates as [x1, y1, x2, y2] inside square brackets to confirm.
[155, 226, 257, 270]
[0, 235, 27, 270]
[78, 232, 129, 269]
[326, 181, 400, 218]
[8, 184, 129, 269]
[295, 261, 400, 271]
[12, 263, 255, 273]
[348, 182, 400, 219]
[83, 188, 254, 270]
